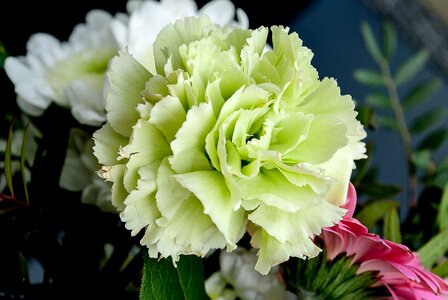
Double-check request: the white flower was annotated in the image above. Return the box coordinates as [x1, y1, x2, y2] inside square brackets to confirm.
[205, 248, 297, 300]
[59, 128, 115, 213]
[111, 0, 248, 72]
[5, 10, 119, 126]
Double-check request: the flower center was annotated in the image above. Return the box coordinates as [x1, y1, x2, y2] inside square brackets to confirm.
[283, 249, 389, 300]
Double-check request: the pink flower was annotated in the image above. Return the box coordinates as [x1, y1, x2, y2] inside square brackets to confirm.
[320, 184, 448, 300]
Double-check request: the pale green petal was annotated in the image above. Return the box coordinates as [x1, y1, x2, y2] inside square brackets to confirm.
[284, 114, 348, 165]
[319, 142, 365, 206]
[269, 112, 312, 155]
[298, 78, 357, 126]
[121, 120, 171, 192]
[93, 123, 128, 166]
[218, 84, 269, 123]
[156, 158, 191, 221]
[251, 228, 321, 275]
[141, 74, 169, 104]
[157, 196, 226, 257]
[175, 171, 246, 249]
[169, 102, 215, 173]
[121, 185, 160, 236]
[107, 51, 151, 137]
[204, 79, 225, 118]
[248, 200, 345, 243]
[149, 95, 186, 142]
[153, 15, 217, 75]
[239, 169, 321, 212]
[105, 164, 127, 211]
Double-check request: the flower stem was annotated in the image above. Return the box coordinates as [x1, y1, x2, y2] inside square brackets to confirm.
[379, 60, 417, 208]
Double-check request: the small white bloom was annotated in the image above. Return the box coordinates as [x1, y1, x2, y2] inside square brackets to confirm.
[111, 0, 249, 72]
[5, 10, 119, 126]
[59, 128, 115, 213]
[206, 248, 297, 300]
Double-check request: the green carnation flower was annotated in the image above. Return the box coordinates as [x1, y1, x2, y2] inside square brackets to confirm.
[93, 16, 366, 275]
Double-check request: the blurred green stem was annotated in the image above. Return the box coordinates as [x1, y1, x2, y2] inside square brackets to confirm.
[379, 60, 417, 208]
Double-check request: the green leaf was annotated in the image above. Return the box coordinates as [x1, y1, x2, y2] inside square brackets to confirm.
[383, 207, 402, 243]
[434, 158, 448, 189]
[376, 115, 399, 132]
[360, 21, 383, 63]
[394, 50, 429, 86]
[432, 259, 448, 278]
[365, 93, 390, 109]
[140, 252, 208, 300]
[4, 123, 14, 197]
[411, 150, 434, 172]
[437, 183, 448, 231]
[355, 199, 400, 230]
[418, 227, 448, 269]
[0, 41, 6, 68]
[382, 21, 396, 61]
[417, 128, 448, 151]
[353, 69, 384, 87]
[403, 78, 442, 109]
[409, 108, 448, 133]
[21, 124, 30, 204]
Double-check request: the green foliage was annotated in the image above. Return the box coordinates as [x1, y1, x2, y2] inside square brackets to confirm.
[20, 124, 30, 204]
[382, 21, 396, 61]
[383, 207, 402, 243]
[140, 252, 209, 300]
[393, 50, 429, 87]
[361, 21, 384, 63]
[418, 228, 448, 269]
[409, 108, 448, 133]
[436, 183, 448, 230]
[353, 69, 384, 87]
[403, 79, 442, 109]
[355, 199, 400, 231]
[4, 123, 14, 197]
[285, 251, 387, 300]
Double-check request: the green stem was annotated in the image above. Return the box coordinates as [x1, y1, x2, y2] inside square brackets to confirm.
[379, 60, 417, 208]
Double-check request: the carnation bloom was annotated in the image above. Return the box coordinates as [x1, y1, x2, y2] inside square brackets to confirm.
[205, 247, 296, 300]
[318, 184, 448, 299]
[5, 10, 119, 126]
[59, 128, 115, 213]
[111, 0, 248, 72]
[93, 16, 366, 274]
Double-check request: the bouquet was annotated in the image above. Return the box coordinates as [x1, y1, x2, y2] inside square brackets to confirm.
[1, 0, 448, 299]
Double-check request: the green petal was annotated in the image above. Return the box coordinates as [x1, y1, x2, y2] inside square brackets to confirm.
[149, 95, 186, 142]
[218, 84, 270, 123]
[284, 114, 348, 165]
[157, 196, 227, 258]
[175, 170, 246, 249]
[121, 120, 171, 192]
[107, 51, 152, 137]
[121, 186, 160, 236]
[248, 200, 345, 243]
[107, 164, 127, 211]
[93, 123, 128, 166]
[156, 158, 191, 221]
[170, 102, 215, 173]
[153, 15, 217, 75]
[252, 228, 322, 275]
[239, 168, 322, 212]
